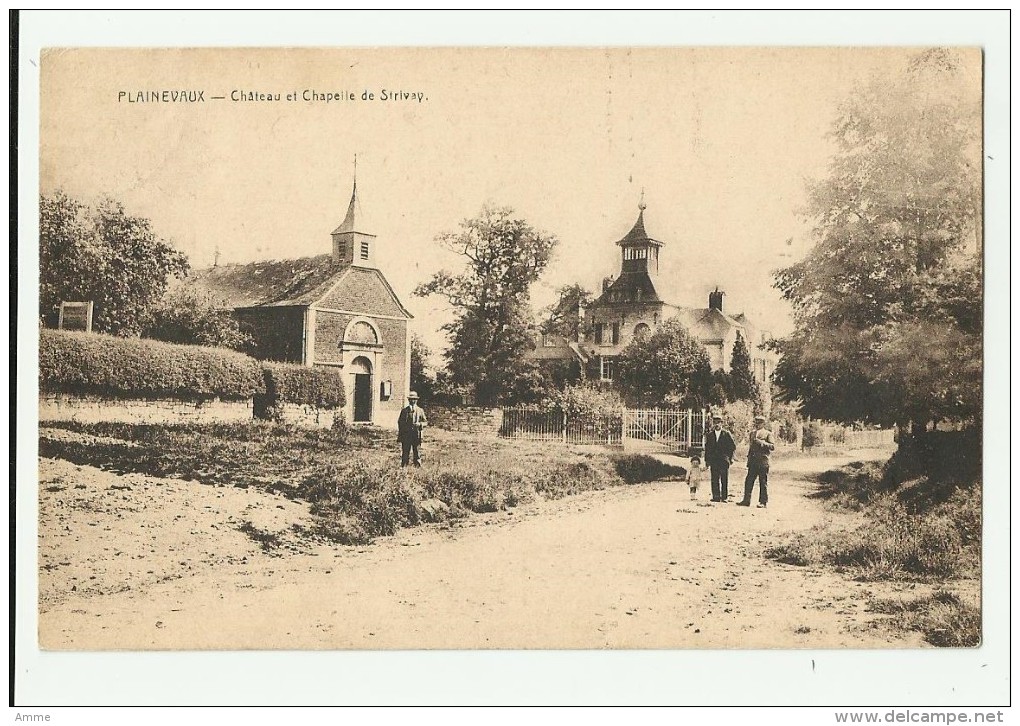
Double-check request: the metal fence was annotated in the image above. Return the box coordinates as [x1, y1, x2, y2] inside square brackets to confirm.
[499, 406, 707, 452]
[622, 408, 708, 454]
[499, 406, 624, 446]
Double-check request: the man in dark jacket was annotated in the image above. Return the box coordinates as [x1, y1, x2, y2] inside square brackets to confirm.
[397, 391, 428, 467]
[738, 415, 775, 508]
[704, 414, 736, 502]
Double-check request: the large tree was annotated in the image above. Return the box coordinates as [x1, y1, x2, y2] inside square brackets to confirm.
[414, 205, 557, 406]
[409, 333, 437, 401]
[772, 49, 982, 430]
[539, 283, 594, 341]
[40, 192, 189, 336]
[727, 331, 761, 405]
[142, 287, 252, 352]
[614, 318, 713, 407]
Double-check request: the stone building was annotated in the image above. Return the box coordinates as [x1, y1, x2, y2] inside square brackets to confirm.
[531, 201, 776, 386]
[186, 181, 412, 426]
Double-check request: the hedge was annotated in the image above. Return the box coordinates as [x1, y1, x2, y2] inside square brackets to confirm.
[262, 362, 346, 409]
[39, 329, 265, 401]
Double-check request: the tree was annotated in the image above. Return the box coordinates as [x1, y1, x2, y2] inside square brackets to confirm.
[614, 318, 713, 407]
[409, 333, 437, 401]
[772, 49, 982, 430]
[727, 331, 761, 404]
[539, 284, 594, 341]
[414, 205, 557, 406]
[40, 192, 189, 336]
[142, 287, 252, 351]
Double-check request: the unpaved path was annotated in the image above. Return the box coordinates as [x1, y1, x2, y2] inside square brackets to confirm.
[38, 448, 939, 650]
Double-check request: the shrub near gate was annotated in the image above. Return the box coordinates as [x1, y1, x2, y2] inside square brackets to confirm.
[39, 329, 264, 401]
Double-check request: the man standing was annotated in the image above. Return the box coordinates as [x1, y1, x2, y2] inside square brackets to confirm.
[704, 414, 736, 502]
[738, 414, 775, 508]
[397, 391, 428, 467]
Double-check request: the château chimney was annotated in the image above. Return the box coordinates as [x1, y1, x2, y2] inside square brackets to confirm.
[709, 287, 725, 312]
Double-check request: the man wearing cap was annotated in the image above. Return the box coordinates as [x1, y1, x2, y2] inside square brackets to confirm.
[704, 414, 737, 502]
[738, 415, 775, 508]
[397, 391, 429, 467]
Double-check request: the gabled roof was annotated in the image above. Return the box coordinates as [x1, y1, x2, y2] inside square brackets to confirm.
[183, 255, 412, 318]
[184, 254, 342, 308]
[671, 306, 748, 343]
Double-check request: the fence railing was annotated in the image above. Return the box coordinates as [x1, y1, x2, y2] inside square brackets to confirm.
[499, 405, 624, 446]
[623, 408, 708, 454]
[499, 406, 707, 452]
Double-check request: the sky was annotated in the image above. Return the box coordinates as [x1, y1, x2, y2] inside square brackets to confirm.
[39, 46, 980, 357]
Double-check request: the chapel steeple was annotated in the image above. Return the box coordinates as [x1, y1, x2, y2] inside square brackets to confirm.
[331, 159, 377, 267]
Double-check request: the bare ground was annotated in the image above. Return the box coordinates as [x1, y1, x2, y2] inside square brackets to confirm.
[38, 444, 970, 650]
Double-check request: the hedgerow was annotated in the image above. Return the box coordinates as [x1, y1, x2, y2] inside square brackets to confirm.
[39, 328, 264, 401]
[262, 362, 346, 409]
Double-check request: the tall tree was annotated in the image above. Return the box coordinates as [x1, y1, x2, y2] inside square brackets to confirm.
[539, 284, 594, 341]
[727, 331, 760, 404]
[414, 205, 557, 406]
[40, 192, 189, 336]
[409, 333, 437, 401]
[772, 49, 981, 429]
[142, 287, 252, 351]
[614, 318, 713, 407]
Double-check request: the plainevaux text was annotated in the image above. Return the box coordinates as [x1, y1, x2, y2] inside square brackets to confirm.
[118, 90, 204, 103]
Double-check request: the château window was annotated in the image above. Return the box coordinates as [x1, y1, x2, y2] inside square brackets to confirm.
[600, 356, 614, 382]
[611, 322, 620, 345]
[360, 241, 370, 260]
[594, 323, 604, 345]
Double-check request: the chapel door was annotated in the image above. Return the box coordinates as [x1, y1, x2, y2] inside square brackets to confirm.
[350, 355, 374, 423]
[353, 373, 372, 423]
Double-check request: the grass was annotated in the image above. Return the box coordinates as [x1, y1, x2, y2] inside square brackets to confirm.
[39, 420, 686, 546]
[764, 443, 981, 648]
[867, 590, 981, 647]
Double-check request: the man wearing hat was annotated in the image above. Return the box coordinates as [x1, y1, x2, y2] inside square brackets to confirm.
[738, 415, 775, 508]
[397, 391, 429, 467]
[704, 414, 737, 502]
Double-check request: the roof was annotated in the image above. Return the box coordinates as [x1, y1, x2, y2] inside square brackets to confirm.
[183, 254, 342, 308]
[331, 181, 374, 236]
[616, 209, 664, 248]
[592, 270, 662, 306]
[183, 255, 412, 317]
[671, 307, 747, 342]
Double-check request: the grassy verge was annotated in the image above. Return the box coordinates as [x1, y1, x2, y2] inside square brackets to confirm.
[39, 421, 685, 545]
[867, 590, 981, 647]
[764, 439, 981, 647]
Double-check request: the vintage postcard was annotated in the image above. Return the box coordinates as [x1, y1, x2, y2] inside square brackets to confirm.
[19, 19, 1010, 708]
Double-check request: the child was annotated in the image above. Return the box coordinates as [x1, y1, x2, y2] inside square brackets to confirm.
[686, 455, 704, 501]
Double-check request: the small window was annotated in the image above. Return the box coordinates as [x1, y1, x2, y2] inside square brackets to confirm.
[600, 357, 614, 382]
[360, 241, 370, 260]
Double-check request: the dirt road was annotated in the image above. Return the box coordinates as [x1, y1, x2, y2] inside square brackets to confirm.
[38, 449, 932, 650]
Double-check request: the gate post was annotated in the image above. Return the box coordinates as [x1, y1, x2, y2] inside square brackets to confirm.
[562, 409, 567, 444]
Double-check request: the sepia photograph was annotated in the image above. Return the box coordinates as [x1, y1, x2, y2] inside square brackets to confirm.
[14, 9, 1010, 710]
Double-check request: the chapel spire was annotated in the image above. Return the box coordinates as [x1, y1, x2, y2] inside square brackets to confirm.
[331, 162, 377, 267]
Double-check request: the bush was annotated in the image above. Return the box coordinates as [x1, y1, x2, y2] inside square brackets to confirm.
[262, 362, 346, 409]
[802, 421, 825, 448]
[39, 328, 264, 401]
